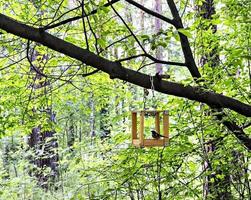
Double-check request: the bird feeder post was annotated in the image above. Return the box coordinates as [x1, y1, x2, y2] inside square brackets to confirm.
[139, 111, 145, 147]
[163, 111, 169, 145]
[155, 111, 160, 134]
[131, 112, 137, 140]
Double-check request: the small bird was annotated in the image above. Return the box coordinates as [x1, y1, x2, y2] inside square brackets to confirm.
[151, 130, 168, 139]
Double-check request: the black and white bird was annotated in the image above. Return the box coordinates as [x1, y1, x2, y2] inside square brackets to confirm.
[151, 130, 168, 139]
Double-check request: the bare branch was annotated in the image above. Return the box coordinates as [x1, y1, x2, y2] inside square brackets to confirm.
[41, 0, 120, 31]
[125, 0, 175, 26]
[116, 53, 187, 67]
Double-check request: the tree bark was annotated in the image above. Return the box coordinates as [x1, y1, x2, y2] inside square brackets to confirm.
[28, 123, 58, 188]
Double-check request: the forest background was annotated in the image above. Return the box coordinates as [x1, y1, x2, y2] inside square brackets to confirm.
[0, 0, 250, 199]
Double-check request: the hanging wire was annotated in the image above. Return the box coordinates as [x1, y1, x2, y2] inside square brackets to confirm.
[143, 75, 157, 110]
[150, 75, 157, 109]
[143, 88, 147, 110]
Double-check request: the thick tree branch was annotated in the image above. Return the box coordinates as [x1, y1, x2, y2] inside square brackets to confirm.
[0, 13, 250, 116]
[0, 13, 251, 149]
[216, 113, 251, 150]
[167, 0, 201, 79]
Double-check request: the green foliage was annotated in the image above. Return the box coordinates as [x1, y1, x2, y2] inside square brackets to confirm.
[0, 0, 250, 199]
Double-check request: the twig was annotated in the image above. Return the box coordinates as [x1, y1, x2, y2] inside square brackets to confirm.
[125, 0, 175, 27]
[42, 0, 120, 30]
[80, 0, 89, 50]
[116, 53, 186, 67]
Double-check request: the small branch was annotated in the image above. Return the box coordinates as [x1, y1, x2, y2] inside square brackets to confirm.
[110, 1, 147, 55]
[243, 122, 251, 129]
[41, 5, 82, 30]
[50, 0, 65, 22]
[137, 62, 155, 72]
[116, 53, 187, 67]
[0, 57, 26, 71]
[180, 0, 189, 18]
[116, 54, 146, 62]
[80, 0, 89, 50]
[101, 34, 132, 53]
[145, 54, 186, 67]
[125, 0, 176, 27]
[42, 16, 82, 31]
[83, 3, 100, 54]
[42, 0, 120, 30]
[81, 69, 99, 77]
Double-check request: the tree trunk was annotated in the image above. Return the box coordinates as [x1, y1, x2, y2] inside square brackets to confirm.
[2, 138, 10, 179]
[155, 0, 163, 75]
[199, 1, 231, 199]
[89, 93, 96, 138]
[28, 109, 58, 189]
[100, 107, 111, 140]
[67, 113, 75, 148]
[27, 46, 59, 189]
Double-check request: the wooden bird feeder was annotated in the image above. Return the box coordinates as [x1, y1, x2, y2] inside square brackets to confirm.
[131, 110, 169, 147]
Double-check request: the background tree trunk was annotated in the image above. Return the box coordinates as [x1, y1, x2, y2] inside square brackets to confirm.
[199, 1, 231, 199]
[27, 48, 59, 189]
[155, 0, 163, 75]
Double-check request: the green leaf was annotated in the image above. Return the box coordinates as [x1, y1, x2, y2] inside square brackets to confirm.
[177, 28, 192, 38]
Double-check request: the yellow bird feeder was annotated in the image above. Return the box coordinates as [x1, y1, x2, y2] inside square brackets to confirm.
[131, 110, 169, 147]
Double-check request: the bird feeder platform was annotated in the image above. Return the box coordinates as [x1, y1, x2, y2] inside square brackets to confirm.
[131, 110, 169, 147]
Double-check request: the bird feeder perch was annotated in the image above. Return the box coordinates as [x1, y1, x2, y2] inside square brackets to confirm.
[131, 110, 169, 147]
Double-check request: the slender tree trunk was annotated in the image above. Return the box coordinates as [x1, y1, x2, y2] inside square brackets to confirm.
[100, 107, 111, 140]
[28, 109, 58, 189]
[27, 47, 59, 189]
[25, 2, 59, 188]
[2, 138, 10, 179]
[89, 93, 96, 138]
[231, 151, 251, 199]
[155, 0, 163, 75]
[67, 113, 75, 148]
[140, 0, 145, 31]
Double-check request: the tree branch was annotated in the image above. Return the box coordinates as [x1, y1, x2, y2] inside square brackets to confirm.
[116, 53, 187, 67]
[1, 13, 251, 148]
[167, 0, 201, 79]
[125, 0, 201, 78]
[125, 0, 175, 26]
[166, 0, 251, 151]
[0, 13, 250, 116]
